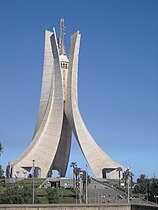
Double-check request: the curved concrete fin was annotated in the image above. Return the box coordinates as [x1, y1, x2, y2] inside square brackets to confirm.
[12, 29, 64, 178]
[51, 113, 72, 177]
[65, 31, 125, 179]
[34, 30, 55, 135]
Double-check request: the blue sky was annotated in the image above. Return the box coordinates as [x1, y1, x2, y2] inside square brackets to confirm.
[0, 0, 157, 180]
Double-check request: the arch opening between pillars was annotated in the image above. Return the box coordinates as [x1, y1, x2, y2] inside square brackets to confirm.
[102, 168, 117, 179]
[34, 167, 41, 178]
[52, 169, 60, 178]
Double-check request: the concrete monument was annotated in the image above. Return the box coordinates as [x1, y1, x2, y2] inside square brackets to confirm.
[11, 19, 125, 179]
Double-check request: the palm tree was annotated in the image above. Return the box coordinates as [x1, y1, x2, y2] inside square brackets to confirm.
[74, 167, 82, 188]
[123, 168, 134, 187]
[70, 162, 77, 188]
[130, 172, 134, 188]
[81, 170, 91, 201]
[116, 167, 122, 187]
[137, 174, 148, 194]
[123, 168, 130, 186]
[0, 143, 4, 179]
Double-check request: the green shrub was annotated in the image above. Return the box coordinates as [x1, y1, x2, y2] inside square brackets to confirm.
[46, 188, 59, 204]
[0, 186, 39, 204]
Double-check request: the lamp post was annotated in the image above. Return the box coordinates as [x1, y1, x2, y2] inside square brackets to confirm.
[127, 167, 131, 204]
[85, 164, 88, 204]
[154, 196, 158, 204]
[127, 177, 130, 203]
[32, 160, 35, 204]
[95, 185, 96, 203]
[79, 172, 83, 204]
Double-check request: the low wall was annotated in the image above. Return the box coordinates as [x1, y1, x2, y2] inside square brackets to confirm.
[132, 204, 158, 210]
[0, 204, 157, 210]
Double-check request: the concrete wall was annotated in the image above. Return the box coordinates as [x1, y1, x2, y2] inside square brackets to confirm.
[132, 204, 158, 210]
[0, 204, 157, 210]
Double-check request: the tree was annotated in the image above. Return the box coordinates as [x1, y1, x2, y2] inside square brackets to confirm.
[70, 162, 77, 188]
[130, 172, 134, 187]
[133, 174, 158, 204]
[81, 170, 91, 201]
[149, 178, 158, 203]
[123, 168, 133, 187]
[0, 166, 4, 179]
[116, 167, 122, 187]
[74, 167, 82, 188]
[0, 143, 4, 179]
[128, 173, 158, 204]
[136, 174, 148, 194]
